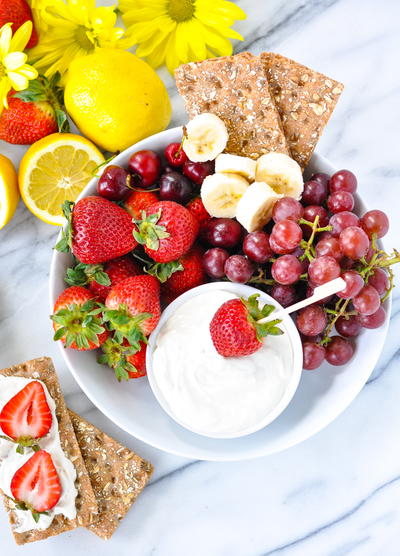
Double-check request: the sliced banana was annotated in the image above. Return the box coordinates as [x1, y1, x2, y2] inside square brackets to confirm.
[255, 152, 303, 199]
[235, 181, 281, 232]
[215, 153, 257, 182]
[183, 113, 228, 162]
[201, 172, 249, 218]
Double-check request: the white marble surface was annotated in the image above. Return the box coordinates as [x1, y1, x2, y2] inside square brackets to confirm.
[1, 0, 400, 553]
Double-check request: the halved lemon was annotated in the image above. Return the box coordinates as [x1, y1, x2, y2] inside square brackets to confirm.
[0, 153, 19, 230]
[19, 133, 105, 225]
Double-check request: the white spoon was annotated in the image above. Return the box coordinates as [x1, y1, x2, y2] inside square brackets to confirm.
[257, 277, 346, 324]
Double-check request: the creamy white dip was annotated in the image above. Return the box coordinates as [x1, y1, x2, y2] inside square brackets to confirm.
[0, 377, 77, 532]
[152, 290, 293, 436]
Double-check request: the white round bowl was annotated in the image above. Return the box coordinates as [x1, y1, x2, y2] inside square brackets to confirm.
[146, 282, 303, 439]
[49, 126, 391, 461]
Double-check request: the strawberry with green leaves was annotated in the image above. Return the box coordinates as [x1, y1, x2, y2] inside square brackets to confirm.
[55, 197, 138, 264]
[133, 201, 199, 263]
[0, 381, 52, 453]
[104, 275, 161, 345]
[210, 294, 283, 357]
[98, 338, 147, 381]
[65, 256, 142, 300]
[161, 245, 206, 304]
[0, 74, 69, 145]
[51, 286, 108, 350]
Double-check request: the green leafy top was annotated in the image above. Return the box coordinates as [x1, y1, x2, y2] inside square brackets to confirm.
[133, 210, 170, 251]
[102, 303, 151, 347]
[145, 260, 183, 283]
[51, 299, 105, 349]
[54, 200, 74, 253]
[241, 294, 283, 342]
[65, 262, 110, 287]
[98, 338, 141, 381]
[15, 72, 70, 133]
[4, 494, 48, 523]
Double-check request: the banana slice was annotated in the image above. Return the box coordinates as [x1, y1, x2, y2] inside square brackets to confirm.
[235, 181, 281, 232]
[255, 152, 303, 199]
[215, 153, 257, 182]
[183, 113, 228, 162]
[201, 172, 249, 218]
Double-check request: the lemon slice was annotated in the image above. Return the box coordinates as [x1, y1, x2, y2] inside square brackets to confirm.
[0, 153, 20, 230]
[19, 133, 105, 225]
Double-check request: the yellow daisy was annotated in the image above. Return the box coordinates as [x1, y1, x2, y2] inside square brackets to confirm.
[0, 22, 38, 114]
[29, 0, 135, 78]
[119, 0, 247, 73]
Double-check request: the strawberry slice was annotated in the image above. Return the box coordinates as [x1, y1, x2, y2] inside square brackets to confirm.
[10, 450, 62, 516]
[0, 381, 52, 450]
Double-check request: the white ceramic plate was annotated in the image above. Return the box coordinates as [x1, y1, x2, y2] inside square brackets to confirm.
[49, 127, 391, 461]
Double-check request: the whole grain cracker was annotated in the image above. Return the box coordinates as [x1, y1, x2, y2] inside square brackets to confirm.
[261, 52, 343, 169]
[175, 52, 289, 160]
[0, 357, 98, 545]
[68, 410, 153, 540]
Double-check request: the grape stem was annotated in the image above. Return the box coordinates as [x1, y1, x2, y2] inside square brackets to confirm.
[249, 269, 275, 286]
[320, 298, 350, 346]
[299, 216, 332, 262]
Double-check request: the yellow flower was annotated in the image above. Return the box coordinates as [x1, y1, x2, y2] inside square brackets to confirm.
[0, 22, 38, 114]
[119, 0, 246, 73]
[29, 0, 135, 78]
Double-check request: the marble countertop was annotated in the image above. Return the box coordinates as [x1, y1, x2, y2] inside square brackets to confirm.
[1, 0, 400, 553]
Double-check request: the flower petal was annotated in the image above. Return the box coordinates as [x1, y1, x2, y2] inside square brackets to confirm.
[4, 52, 27, 70]
[17, 64, 38, 79]
[10, 21, 33, 52]
[0, 23, 12, 57]
[7, 71, 29, 91]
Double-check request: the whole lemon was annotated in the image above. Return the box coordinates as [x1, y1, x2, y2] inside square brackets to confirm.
[65, 49, 171, 152]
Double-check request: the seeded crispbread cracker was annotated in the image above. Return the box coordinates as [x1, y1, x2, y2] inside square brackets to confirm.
[0, 357, 98, 545]
[175, 52, 289, 160]
[68, 409, 153, 540]
[261, 52, 344, 169]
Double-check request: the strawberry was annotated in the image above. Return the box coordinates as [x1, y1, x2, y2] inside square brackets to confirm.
[65, 256, 142, 300]
[11, 450, 62, 518]
[55, 197, 138, 264]
[134, 201, 199, 263]
[51, 286, 108, 350]
[0, 75, 69, 145]
[186, 197, 211, 230]
[210, 294, 283, 357]
[124, 190, 159, 220]
[104, 275, 161, 343]
[98, 338, 147, 381]
[0, 381, 52, 452]
[0, 0, 38, 48]
[162, 245, 206, 304]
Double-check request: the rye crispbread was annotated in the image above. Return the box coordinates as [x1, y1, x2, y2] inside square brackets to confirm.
[68, 410, 153, 540]
[0, 357, 98, 545]
[261, 52, 343, 169]
[175, 52, 289, 159]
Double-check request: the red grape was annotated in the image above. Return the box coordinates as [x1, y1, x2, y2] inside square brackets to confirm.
[327, 191, 354, 213]
[329, 211, 359, 237]
[205, 218, 242, 248]
[202, 248, 229, 278]
[164, 142, 188, 167]
[329, 170, 357, 193]
[271, 219, 303, 251]
[224, 255, 254, 283]
[243, 231, 273, 263]
[339, 226, 369, 259]
[308, 255, 341, 285]
[353, 285, 380, 315]
[302, 342, 326, 370]
[356, 306, 386, 329]
[302, 179, 328, 205]
[269, 235, 294, 254]
[271, 255, 302, 285]
[272, 197, 304, 222]
[335, 316, 361, 337]
[360, 209, 389, 239]
[97, 165, 132, 201]
[315, 236, 342, 261]
[296, 305, 327, 336]
[337, 270, 364, 299]
[367, 268, 389, 296]
[303, 205, 329, 227]
[310, 172, 330, 187]
[292, 246, 309, 273]
[183, 160, 214, 185]
[325, 336, 354, 365]
[271, 284, 297, 308]
[128, 150, 161, 188]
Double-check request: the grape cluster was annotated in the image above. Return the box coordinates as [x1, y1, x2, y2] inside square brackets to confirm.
[201, 169, 399, 370]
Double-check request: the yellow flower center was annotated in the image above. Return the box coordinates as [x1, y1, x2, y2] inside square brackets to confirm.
[75, 25, 95, 51]
[167, 0, 195, 22]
